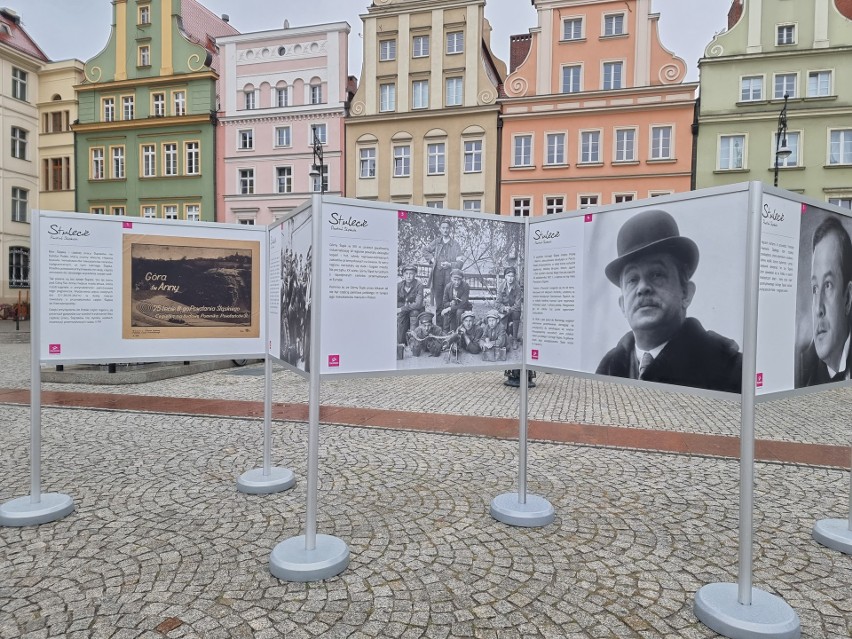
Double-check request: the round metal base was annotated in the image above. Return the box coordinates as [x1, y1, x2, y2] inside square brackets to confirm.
[694, 583, 801, 639]
[490, 492, 555, 528]
[0, 493, 74, 527]
[812, 518, 852, 555]
[236, 467, 296, 495]
[270, 534, 350, 582]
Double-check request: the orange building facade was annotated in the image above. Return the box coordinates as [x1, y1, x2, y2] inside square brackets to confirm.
[499, 0, 697, 216]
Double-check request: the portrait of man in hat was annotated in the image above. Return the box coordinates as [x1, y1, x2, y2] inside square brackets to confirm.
[397, 264, 425, 346]
[440, 268, 472, 332]
[408, 311, 445, 357]
[596, 209, 743, 393]
[422, 219, 464, 318]
[496, 266, 523, 350]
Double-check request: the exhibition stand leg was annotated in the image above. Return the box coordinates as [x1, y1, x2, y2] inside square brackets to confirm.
[236, 355, 295, 494]
[811, 445, 852, 554]
[694, 183, 800, 639]
[490, 361, 554, 527]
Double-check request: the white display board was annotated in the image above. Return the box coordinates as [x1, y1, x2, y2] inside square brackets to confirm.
[37, 210, 266, 363]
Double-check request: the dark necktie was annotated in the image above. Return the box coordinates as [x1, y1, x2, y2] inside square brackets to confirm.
[639, 352, 654, 379]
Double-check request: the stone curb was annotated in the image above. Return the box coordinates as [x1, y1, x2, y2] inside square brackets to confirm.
[40, 359, 249, 385]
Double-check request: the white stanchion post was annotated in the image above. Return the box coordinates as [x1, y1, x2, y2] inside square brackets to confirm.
[694, 182, 800, 638]
[811, 444, 852, 554]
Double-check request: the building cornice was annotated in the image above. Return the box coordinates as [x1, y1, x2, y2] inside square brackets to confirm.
[700, 45, 852, 66]
[75, 71, 218, 93]
[347, 104, 500, 125]
[72, 114, 212, 133]
[499, 82, 698, 106]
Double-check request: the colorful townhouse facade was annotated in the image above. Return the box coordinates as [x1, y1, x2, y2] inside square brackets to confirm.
[0, 8, 48, 305]
[216, 21, 351, 225]
[696, 0, 852, 207]
[74, 0, 238, 221]
[499, 0, 697, 217]
[345, 0, 506, 213]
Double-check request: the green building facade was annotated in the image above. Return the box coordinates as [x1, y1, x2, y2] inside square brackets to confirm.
[74, 0, 237, 220]
[696, 0, 852, 208]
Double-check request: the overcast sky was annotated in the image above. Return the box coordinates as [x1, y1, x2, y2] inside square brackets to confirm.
[18, 0, 732, 82]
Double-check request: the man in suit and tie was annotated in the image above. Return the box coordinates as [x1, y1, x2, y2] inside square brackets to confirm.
[596, 209, 742, 393]
[796, 215, 852, 387]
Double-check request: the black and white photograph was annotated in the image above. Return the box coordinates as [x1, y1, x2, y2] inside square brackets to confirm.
[582, 196, 748, 394]
[794, 206, 852, 388]
[279, 209, 313, 373]
[396, 210, 525, 370]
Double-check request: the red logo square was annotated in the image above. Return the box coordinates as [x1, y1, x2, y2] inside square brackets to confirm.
[49, 344, 61, 354]
[398, 210, 408, 220]
[801, 204, 807, 214]
[122, 221, 133, 228]
[584, 213, 593, 223]
[328, 355, 340, 367]
[531, 349, 539, 360]
[756, 372, 764, 388]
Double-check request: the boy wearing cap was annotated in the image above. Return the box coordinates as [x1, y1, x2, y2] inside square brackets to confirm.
[497, 266, 523, 350]
[479, 309, 508, 359]
[448, 310, 483, 355]
[397, 264, 425, 346]
[440, 268, 472, 332]
[409, 311, 445, 357]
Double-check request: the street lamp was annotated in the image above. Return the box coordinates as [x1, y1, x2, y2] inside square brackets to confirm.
[309, 127, 325, 194]
[774, 93, 792, 187]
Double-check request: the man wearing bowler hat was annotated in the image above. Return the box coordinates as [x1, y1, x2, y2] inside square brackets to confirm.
[596, 209, 742, 393]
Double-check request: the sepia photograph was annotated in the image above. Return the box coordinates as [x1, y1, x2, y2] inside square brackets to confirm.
[279, 209, 313, 373]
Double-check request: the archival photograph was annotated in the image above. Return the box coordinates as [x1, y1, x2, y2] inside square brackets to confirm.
[122, 235, 260, 340]
[279, 209, 313, 373]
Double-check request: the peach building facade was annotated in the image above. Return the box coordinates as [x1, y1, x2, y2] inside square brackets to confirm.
[500, 0, 697, 216]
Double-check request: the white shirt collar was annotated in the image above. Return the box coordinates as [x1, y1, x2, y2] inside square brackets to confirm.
[825, 333, 851, 378]
[634, 341, 668, 364]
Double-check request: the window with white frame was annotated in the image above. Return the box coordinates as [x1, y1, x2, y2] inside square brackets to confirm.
[185, 205, 200, 221]
[164, 143, 178, 176]
[579, 195, 599, 208]
[426, 201, 443, 209]
[446, 77, 463, 106]
[103, 97, 115, 122]
[651, 126, 673, 160]
[139, 5, 150, 25]
[828, 197, 852, 209]
[829, 130, 852, 165]
[380, 83, 396, 112]
[545, 196, 564, 215]
[276, 166, 293, 193]
[11, 67, 27, 101]
[604, 14, 625, 36]
[562, 65, 581, 93]
[649, 190, 673, 198]
[603, 61, 623, 90]
[464, 140, 482, 173]
[91, 207, 106, 215]
[122, 96, 134, 120]
[580, 130, 601, 163]
[615, 129, 636, 162]
[174, 91, 186, 115]
[562, 17, 583, 41]
[310, 83, 323, 104]
[142, 205, 157, 218]
[412, 79, 429, 108]
[546, 133, 566, 165]
[512, 198, 531, 217]
[427, 143, 445, 175]
[111, 146, 125, 179]
[741, 76, 763, 101]
[413, 35, 430, 57]
[774, 73, 796, 99]
[9, 247, 29, 288]
[113, 206, 126, 216]
[238, 129, 254, 150]
[153, 92, 165, 116]
[163, 205, 178, 220]
[142, 144, 156, 177]
[774, 131, 799, 167]
[138, 45, 150, 67]
[807, 71, 831, 97]
[11, 127, 27, 159]
[360, 148, 377, 178]
[91, 148, 104, 179]
[11, 187, 27, 223]
[614, 194, 634, 203]
[463, 200, 481, 212]
[239, 169, 255, 194]
[275, 126, 291, 147]
[446, 31, 464, 54]
[311, 165, 328, 193]
[379, 39, 396, 61]
[776, 24, 795, 45]
[514, 135, 532, 166]
[394, 145, 411, 177]
[276, 86, 290, 107]
[185, 142, 200, 175]
[310, 123, 327, 144]
[244, 90, 257, 110]
[719, 134, 745, 170]
[238, 218, 255, 225]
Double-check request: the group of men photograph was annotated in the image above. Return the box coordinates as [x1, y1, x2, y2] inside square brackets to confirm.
[280, 246, 311, 371]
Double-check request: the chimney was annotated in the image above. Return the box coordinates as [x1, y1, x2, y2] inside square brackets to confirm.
[221, 14, 229, 22]
[0, 8, 21, 24]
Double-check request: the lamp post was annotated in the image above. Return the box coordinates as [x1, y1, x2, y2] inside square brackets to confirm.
[774, 94, 792, 187]
[309, 128, 325, 194]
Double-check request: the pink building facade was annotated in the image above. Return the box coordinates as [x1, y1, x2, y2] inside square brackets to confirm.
[216, 22, 350, 225]
[500, 0, 697, 216]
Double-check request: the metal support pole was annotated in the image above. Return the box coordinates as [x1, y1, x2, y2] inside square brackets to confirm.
[517, 360, 528, 504]
[263, 355, 272, 475]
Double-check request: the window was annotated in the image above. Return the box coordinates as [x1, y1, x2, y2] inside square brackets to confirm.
[829, 130, 852, 165]
[379, 39, 396, 61]
[238, 129, 254, 150]
[139, 5, 150, 24]
[545, 133, 566, 165]
[807, 71, 831, 97]
[774, 131, 799, 168]
[11, 187, 27, 223]
[91, 148, 104, 180]
[275, 126, 291, 147]
[446, 31, 464, 54]
[464, 140, 482, 173]
[603, 62, 623, 90]
[513, 198, 531, 217]
[185, 142, 200, 175]
[138, 45, 150, 67]
[380, 83, 396, 112]
[142, 144, 156, 177]
[11, 67, 27, 101]
[185, 205, 200, 221]
[741, 76, 763, 101]
[829, 198, 852, 209]
[310, 83, 323, 105]
[614, 194, 634, 203]
[463, 200, 481, 212]
[112, 206, 126, 217]
[244, 90, 257, 110]
[276, 86, 289, 107]
[142, 206, 157, 218]
[311, 166, 328, 193]
[153, 93, 165, 116]
[580, 131, 601, 163]
[446, 77, 463, 106]
[651, 126, 672, 160]
[163, 205, 178, 220]
[45, 111, 67, 133]
[426, 201, 443, 209]
[604, 14, 625, 36]
[111, 147, 125, 179]
[360, 148, 377, 178]
[412, 80, 429, 109]
[239, 169, 255, 194]
[774, 73, 796, 99]
[11, 127, 27, 159]
[777, 24, 796, 45]
[238, 218, 255, 225]
[44, 158, 70, 191]
[9, 247, 29, 288]
[719, 134, 745, 170]
[615, 129, 636, 162]
[562, 17, 583, 41]
[413, 35, 430, 58]
[427, 143, 445, 175]
[123, 96, 134, 120]
[393, 145, 411, 177]
[91, 207, 106, 215]
[514, 135, 532, 167]
[310, 124, 327, 145]
[164, 143, 178, 176]
[545, 197, 564, 215]
[579, 195, 599, 208]
[174, 91, 186, 116]
[276, 166, 293, 193]
[103, 97, 115, 122]
[562, 65, 581, 94]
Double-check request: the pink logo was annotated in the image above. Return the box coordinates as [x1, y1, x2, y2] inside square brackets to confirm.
[756, 372, 764, 388]
[49, 344, 61, 354]
[584, 214, 593, 223]
[328, 355, 340, 367]
[398, 210, 408, 220]
[531, 349, 539, 360]
[801, 204, 807, 214]
[122, 221, 133, 229]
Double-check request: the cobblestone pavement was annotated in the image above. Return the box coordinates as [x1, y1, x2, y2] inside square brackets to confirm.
[1, 404, 851, 639]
